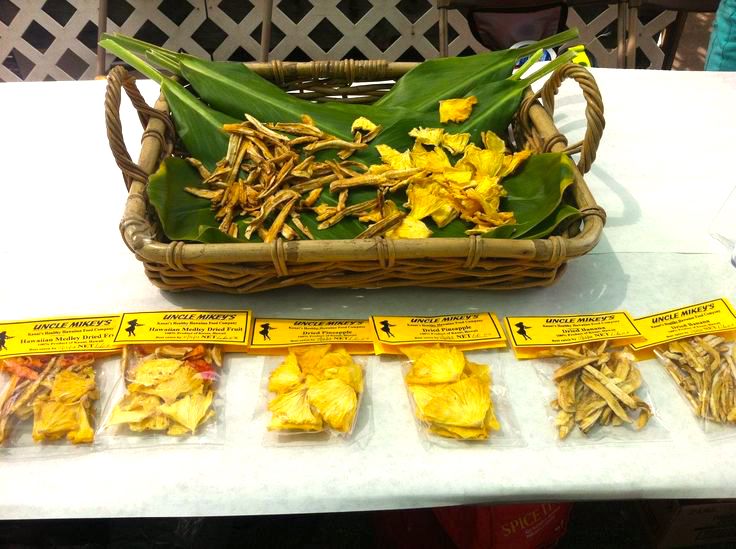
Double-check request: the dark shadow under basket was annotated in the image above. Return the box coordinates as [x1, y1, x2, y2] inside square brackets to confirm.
[104, 60, 606, 294]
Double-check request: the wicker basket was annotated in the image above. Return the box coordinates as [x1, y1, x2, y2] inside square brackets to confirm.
[104, 61, 606, 294]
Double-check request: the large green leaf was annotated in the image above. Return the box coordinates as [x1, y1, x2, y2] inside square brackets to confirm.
[148, 157, 240, 243]
[374, 28, 579, 112]
[522, 203, 580, 240]
[483, 153, 576, 239]
[160, 79, 235, 170]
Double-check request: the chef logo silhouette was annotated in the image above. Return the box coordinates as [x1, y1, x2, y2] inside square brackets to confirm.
[515, 321, 532, 341]
[0, 331, 12, 351]
[125, 319, 143, 337]
[259, 323, 273, 341]
[379, 320, 396, 338]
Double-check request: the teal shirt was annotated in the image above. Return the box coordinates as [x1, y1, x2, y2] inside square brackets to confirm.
[706, 0, 736, 70]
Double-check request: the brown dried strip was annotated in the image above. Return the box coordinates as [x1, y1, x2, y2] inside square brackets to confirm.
[291, 213, 315, 240]
[354, 211, 405, 239]
[317, 199, 379, 230]
[304, 139, 368, 153]
[263, 195, 299, 243]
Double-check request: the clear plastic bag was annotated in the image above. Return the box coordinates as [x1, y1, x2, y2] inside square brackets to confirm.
[254, 345, 372, 447]
[0, 353, 104, 458]
[654, 333, 736, 440]
[97, 344, 225, 448]
[535, 342, 668, 445]
[398, 345, 523, 449]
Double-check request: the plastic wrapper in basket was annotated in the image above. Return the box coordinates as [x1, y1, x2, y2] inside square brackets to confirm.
[104, 60, 606, 294]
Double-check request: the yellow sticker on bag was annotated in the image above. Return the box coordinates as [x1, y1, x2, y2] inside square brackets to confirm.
[114, 310, 250, 349]
[631, 298, 736, 355]
[0, 314, 122, 359]
[504, 312, 642, 358]
[248, 318, 373, 354]
[370, 313, 506, 354]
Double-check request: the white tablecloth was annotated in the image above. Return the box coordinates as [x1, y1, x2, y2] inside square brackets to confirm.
[1, 68, 735, 519]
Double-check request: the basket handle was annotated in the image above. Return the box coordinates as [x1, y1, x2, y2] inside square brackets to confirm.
[519, 63, 605, 174]
[104, 65, 173, 190]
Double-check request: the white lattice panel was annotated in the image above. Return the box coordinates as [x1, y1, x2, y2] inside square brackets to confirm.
[0, 0, 678, 82]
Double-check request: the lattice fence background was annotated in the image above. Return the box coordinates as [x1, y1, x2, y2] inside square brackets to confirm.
[0, 0, 679, 82]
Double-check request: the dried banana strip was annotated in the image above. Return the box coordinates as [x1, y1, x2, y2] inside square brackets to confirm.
[550, 343, 650, 439]
[658, 334, 736, 424]
[185, 113, 393, 241]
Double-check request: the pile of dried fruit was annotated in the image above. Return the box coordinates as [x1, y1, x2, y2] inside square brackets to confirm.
[401, 345, 499, 440]
[0, 353, 98, 444]
[658, 334, 736, 423]
[107, 344, 221, 436]
[549, 342, 651, 439]
[267, 345, 363, 433]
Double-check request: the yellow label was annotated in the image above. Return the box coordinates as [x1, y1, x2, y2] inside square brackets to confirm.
[249, 318, 373, 354]
[0, 314, 122, 359]
[632, 298, 736, 353]
[114, 311, 250, 348]
[370, 313, 506, 354]
[505, 312, 641, 358]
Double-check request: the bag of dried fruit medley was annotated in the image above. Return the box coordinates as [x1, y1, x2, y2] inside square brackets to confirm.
[98, 344, 226, 446]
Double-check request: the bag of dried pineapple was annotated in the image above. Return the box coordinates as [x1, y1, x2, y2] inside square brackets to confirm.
[632, 298, 736, 438]
[250, 317, 373, 445]
[0, 313, 122, 453]
[98, 310, 250, 446]
[505, 312, 667, 444]
[371, 313, 519, 447]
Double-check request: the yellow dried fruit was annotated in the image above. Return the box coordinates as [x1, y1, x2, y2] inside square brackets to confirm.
[404, 345, 466, 384]
[422, 376, 490, 428]
[307, 379, 358, 432]
[268, 353, 303, 393]
[439, 96, 478, 123]
[376, 144, 414, 170]
[131, 358, 183, 386]
[409, 127, 445, 146]
[321, 361, 364, 394]
[351, 116, 378, 133]
[32, 399, 80, 441]
[291, 344, 331, 375]
[386, 216, 432, 239]
[108, 393, 161, 425]
[67, 405, 95, 444]
[49, 368, 96, 402]
[268, 387, 323, 431]
[159, 391, 215, 434]
[441, 132, 471, 155]
[134, 364, 204, 403]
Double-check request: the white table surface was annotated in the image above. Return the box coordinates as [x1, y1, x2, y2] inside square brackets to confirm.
[1, 68, 736, 519]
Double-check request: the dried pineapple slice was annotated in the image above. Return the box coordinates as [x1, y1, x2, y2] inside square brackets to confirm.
[441, 132, 471, 155]
[268, 387, 323, 431]
[159, 391, 214, 434]
[422, 376, 490, 428]
[409, 127, 444, 147]
[268, 353, 303, 393]
[439, 96, 478, 124]
[131, 358, 183, 386]
[133, 364, 204, 403]
[351, 117, 378, 133]
[108, 393, 161, 426]
[321, 361, 364, 394]
[291, 344, 331, 375]
[386, 217, 432, 240]
[307, 379, 358, 433]
[49, 368, 95, 402]
[404, 345, 465, 385]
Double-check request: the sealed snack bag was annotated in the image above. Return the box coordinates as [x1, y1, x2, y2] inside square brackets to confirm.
[399, 344, 501, 441]
[100, 310, 250, 443]
[0, 313, 122, 447]
[105, 344, 221, 436]
[0, 353, 98, 445]
[633, 298, 736, 433]
[505, 312, 661, 441]
[265, 344, 365, 437]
